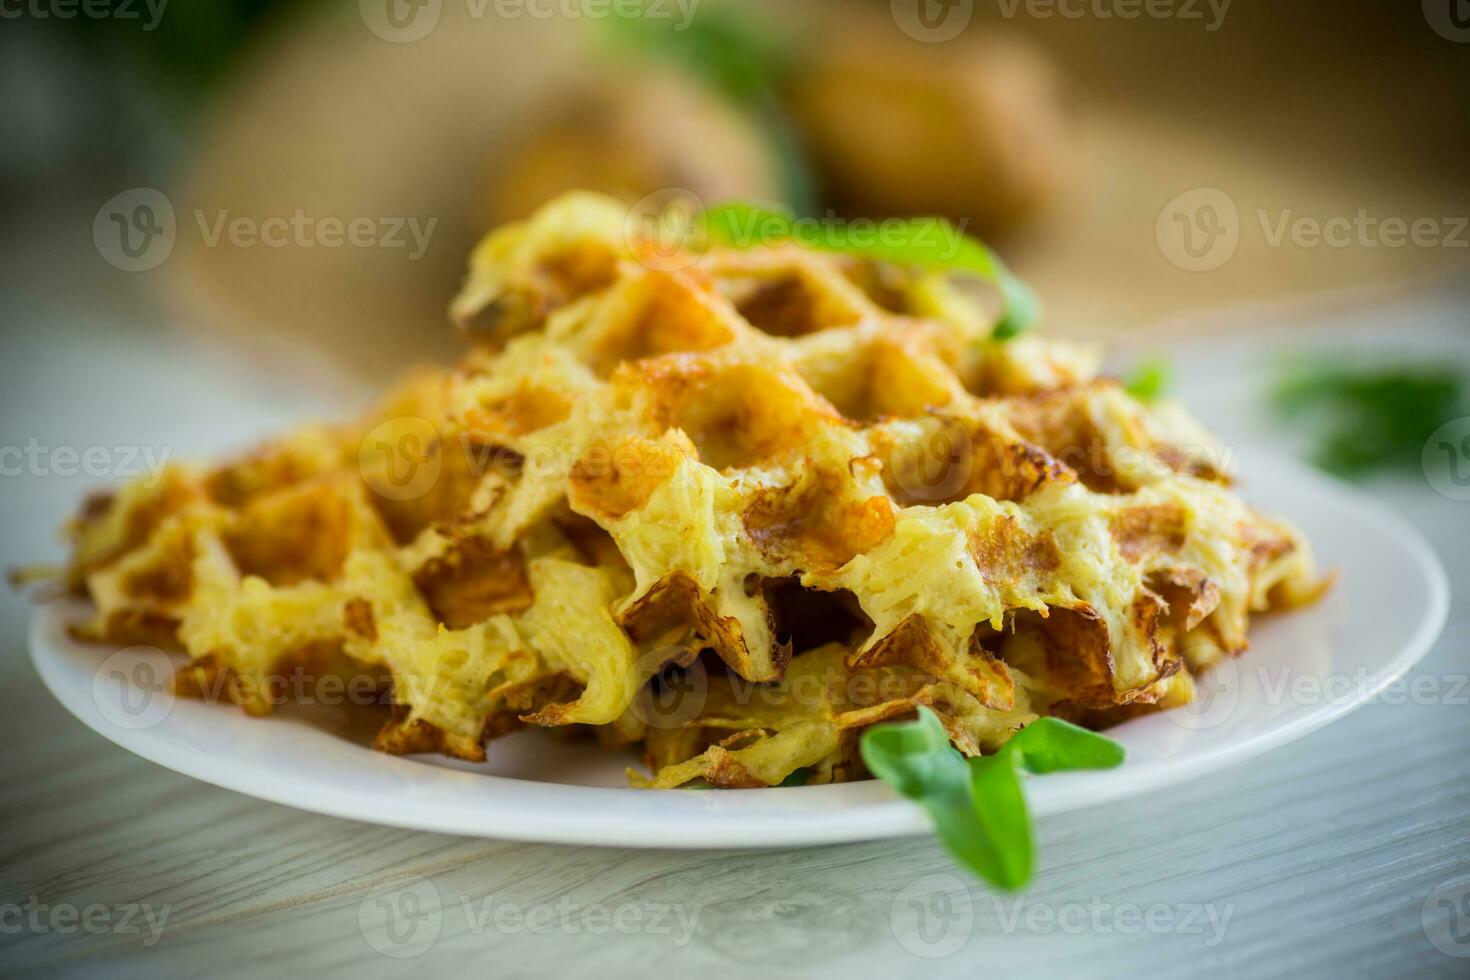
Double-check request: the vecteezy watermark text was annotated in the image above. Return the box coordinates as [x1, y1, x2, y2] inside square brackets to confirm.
[991, 897, 1233, 946]
[459, 894, 700, 941]
[359, 0, 700, 44]
[1157, 187, 1469, 272]
[93, 188, 438, 272]
[1258, 667, 1469, 709]
[891, 0, 1228, 42]
[1256, 210, 1469, 251]
[193, 210, 436, 260]
[0, 440, 171, 483]
[358, 876, 700, 958]
[0, 0, 167, 30]
[994, 0, 1230, 31]
[1168, 660, 1470, 732]
[887, 874, 1234, 958]
[0, 898, 170, 947]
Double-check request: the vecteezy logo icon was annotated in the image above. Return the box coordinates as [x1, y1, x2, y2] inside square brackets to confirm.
[701, 888, 873, 965]
[1423, 417, 1470, 500]
[358, 876, 442, 958]
[630, 648, 708, 730]
[93, 188, 176, 272]
[1156, 187, 1240, 272]
[1422, 880, 1470, 957]
[886, 418, 972, 503]
[1424, 0, 1470, 41]
[891, 0, 974, 42]
[1166, 651, 1239, 731]
[93, 646, 177, 730]
[890, 873, 974, 958]
[359, 417, 443, 501]
[625, 188, 705, 273]
[360, 0, 441, 43]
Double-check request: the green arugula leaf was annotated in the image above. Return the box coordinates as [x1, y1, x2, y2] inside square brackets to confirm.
[702, 203, 1040, 341]
[966, 748, 1032, 888]
[861, 707, 1021, 885]
[1003, 716, 1128, 774]
[778, 768, 809, 787]
[859, 708, 1124, 890]
[1123, 356, 1172, 403]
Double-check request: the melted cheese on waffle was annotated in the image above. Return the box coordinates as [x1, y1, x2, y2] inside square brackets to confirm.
[59, 192, 1325, 787]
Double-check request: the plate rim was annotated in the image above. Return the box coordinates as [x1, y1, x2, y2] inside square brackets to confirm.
[28, 452, 1451, 849]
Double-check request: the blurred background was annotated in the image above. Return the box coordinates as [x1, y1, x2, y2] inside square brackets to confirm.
[3, 0, 1467, 387]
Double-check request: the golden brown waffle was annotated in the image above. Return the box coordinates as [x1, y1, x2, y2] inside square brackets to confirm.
[58, 192, 1325, 787]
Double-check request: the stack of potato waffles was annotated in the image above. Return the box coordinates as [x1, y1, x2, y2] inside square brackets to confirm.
[60, 193, 1325, 788]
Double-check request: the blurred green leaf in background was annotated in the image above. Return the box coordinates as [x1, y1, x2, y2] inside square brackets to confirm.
[1274, 360, 1468, 477]
[596, 0, 817, 214]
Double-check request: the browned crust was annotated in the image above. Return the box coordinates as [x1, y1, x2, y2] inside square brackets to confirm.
[847, 615, 1015, 711]
[1111, 504, 1188, 563]
[970, 514, 1061, 585]
[618, 571, 788, 682]
[568, 434, 691, 522]
[412, 536, 532, 630]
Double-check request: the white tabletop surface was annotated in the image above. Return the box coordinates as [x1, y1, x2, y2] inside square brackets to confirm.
[1, 280, 1468, 979]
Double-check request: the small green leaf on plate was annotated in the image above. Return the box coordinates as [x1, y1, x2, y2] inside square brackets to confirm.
[859, 709, 1124, 890]
[1003, 717, 1128, 775]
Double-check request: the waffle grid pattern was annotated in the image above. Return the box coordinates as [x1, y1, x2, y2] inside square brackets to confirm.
[60, 194, 1323, 788]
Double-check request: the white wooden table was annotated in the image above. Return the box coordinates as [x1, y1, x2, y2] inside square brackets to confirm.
[2, 283, 1468, 980]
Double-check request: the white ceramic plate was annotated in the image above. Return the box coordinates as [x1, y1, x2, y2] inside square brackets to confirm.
[30, 450, 1448, 848]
